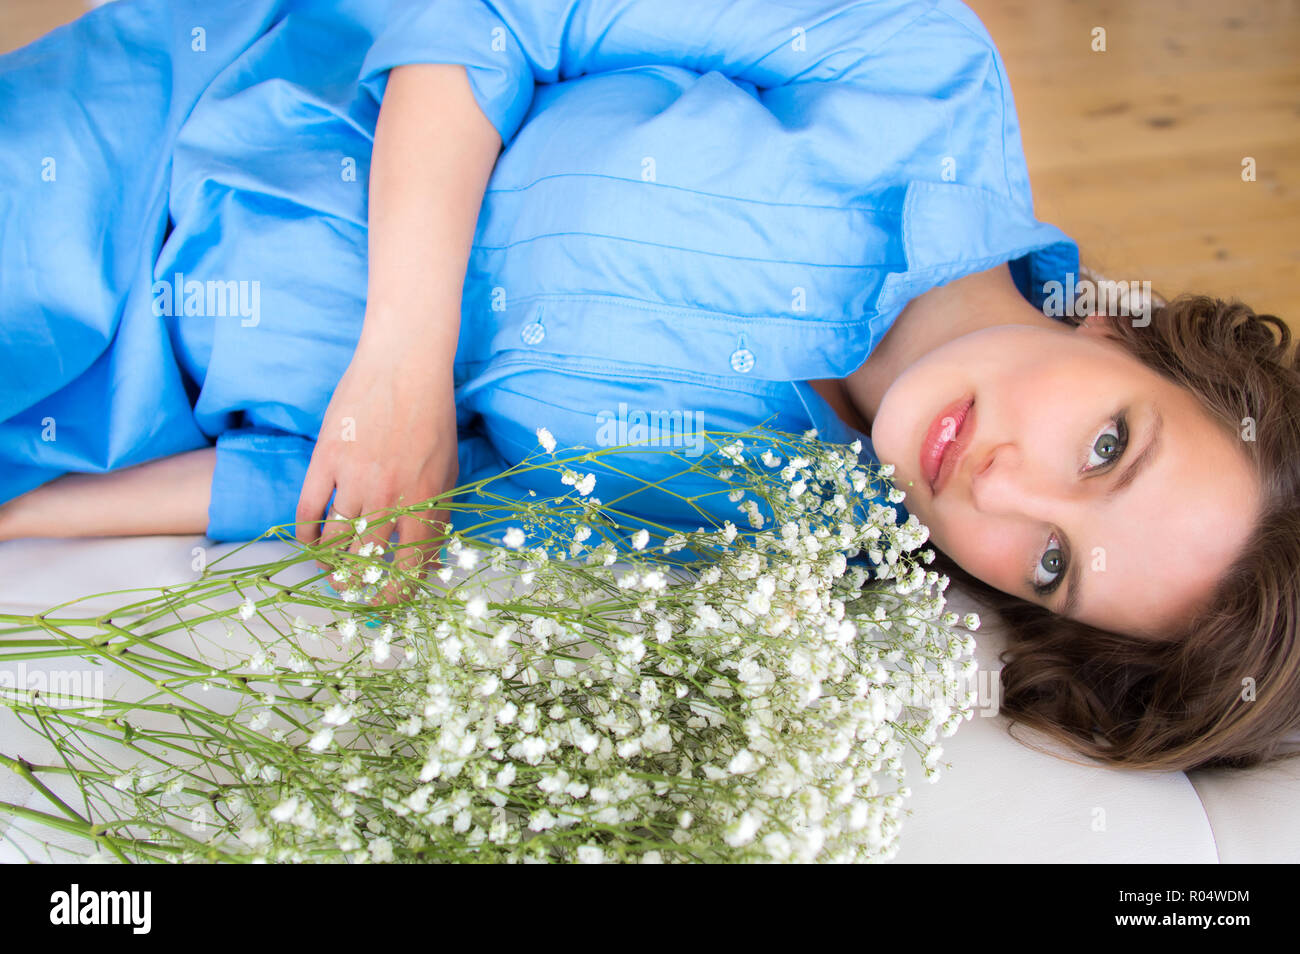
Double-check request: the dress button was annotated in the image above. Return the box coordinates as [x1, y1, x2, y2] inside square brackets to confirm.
[520, 319, 545, 345]
[729, 347, 755, 373]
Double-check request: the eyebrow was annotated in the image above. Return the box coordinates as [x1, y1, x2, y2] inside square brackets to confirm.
[1057, 408, 1164, 619]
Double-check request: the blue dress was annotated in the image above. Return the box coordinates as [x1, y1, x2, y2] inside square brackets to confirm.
[0, 0, 1078, 545]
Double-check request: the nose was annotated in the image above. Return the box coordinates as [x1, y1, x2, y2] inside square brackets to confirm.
[966, 442, 1067, 516]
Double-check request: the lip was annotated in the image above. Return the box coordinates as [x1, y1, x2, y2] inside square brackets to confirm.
[920, 395, 975, 495]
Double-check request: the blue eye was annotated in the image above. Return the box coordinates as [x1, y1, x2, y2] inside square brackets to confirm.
[1032, 413, 1130, 595]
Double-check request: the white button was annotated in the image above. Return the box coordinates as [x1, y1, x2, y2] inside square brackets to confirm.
[729, 348, 755, 373]
[520, 320, 545, 345]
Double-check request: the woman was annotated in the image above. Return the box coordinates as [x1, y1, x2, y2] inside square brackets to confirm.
[1, 0, 1296, 772]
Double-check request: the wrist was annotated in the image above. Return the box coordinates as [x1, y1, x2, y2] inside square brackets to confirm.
[358, 303, 460, 361]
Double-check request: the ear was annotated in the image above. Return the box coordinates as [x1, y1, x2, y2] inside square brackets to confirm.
[1074, 312, 1116, 340]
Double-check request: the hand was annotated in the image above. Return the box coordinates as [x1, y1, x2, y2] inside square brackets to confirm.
[295, 336, 459, 605]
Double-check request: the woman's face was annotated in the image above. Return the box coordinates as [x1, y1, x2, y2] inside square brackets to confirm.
[867, 321, 1262, 639]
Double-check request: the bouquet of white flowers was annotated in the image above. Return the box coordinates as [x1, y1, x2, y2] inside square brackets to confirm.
[0, 425, 979, 863]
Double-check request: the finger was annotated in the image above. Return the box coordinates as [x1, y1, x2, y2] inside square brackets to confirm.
[294, 464, 335, 549]
[350, 496, 398, 562]
[371, 492, 441, 605]
[379, 510, 444, 604]
[352, 500, 401, 607]
[318, 491, 360, 571]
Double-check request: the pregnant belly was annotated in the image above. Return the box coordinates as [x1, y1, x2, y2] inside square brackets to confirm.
[455, 357, 814, 533]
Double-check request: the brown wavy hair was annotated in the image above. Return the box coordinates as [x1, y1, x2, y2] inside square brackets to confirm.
[928, 290, 1300, 772]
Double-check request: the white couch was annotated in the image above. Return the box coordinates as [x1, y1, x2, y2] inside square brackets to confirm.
[1, 534, 1296, 863]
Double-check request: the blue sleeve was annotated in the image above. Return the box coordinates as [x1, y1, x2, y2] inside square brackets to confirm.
[357, 0, 1000, 149]
[206, 428, 316, 543]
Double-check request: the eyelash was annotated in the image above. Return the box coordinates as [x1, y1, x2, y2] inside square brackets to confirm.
[1031, 412, 1130, 598]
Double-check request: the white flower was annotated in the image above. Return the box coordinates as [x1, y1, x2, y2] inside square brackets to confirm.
[528, 809, 557, 831]
[723, 811, 761, 848]
[465, 596, 488, 620]
[631, 529, 650, 551]
[503, 527, 526, 549]
[517, 735, 547, 763]
[238, 598, 256, 621]
[536, 427, 556, 454]
[308, 727, 334, 753]
[322, 703, 352, 727]
[269, 797, 299, 824]
[575, 473, 596, 496]
[727, 749, 758, 774]
[719, 440, 745, 464]
[692, 604, 722, 631]
[577, 844, 605, 864]
[457, 548, 480, 570]
[368, 837, 394, 863]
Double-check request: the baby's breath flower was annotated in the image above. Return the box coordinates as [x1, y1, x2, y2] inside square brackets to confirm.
[20, 422, 974, 865]
[368, 837, 394, 863]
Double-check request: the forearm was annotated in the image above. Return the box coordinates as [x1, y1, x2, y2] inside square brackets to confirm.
[360, 63, 502, 360]
[0, 447, 216, 540]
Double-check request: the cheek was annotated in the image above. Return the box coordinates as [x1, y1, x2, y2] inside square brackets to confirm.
[926, 512, 1029, 594]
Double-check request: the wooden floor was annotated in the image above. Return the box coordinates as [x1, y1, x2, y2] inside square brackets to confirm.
[4, 0, 1298, 327]
[967, 0, 1300, 327]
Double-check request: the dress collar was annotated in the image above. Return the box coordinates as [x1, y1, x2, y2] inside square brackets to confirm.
[876, 179, 1079, 318]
